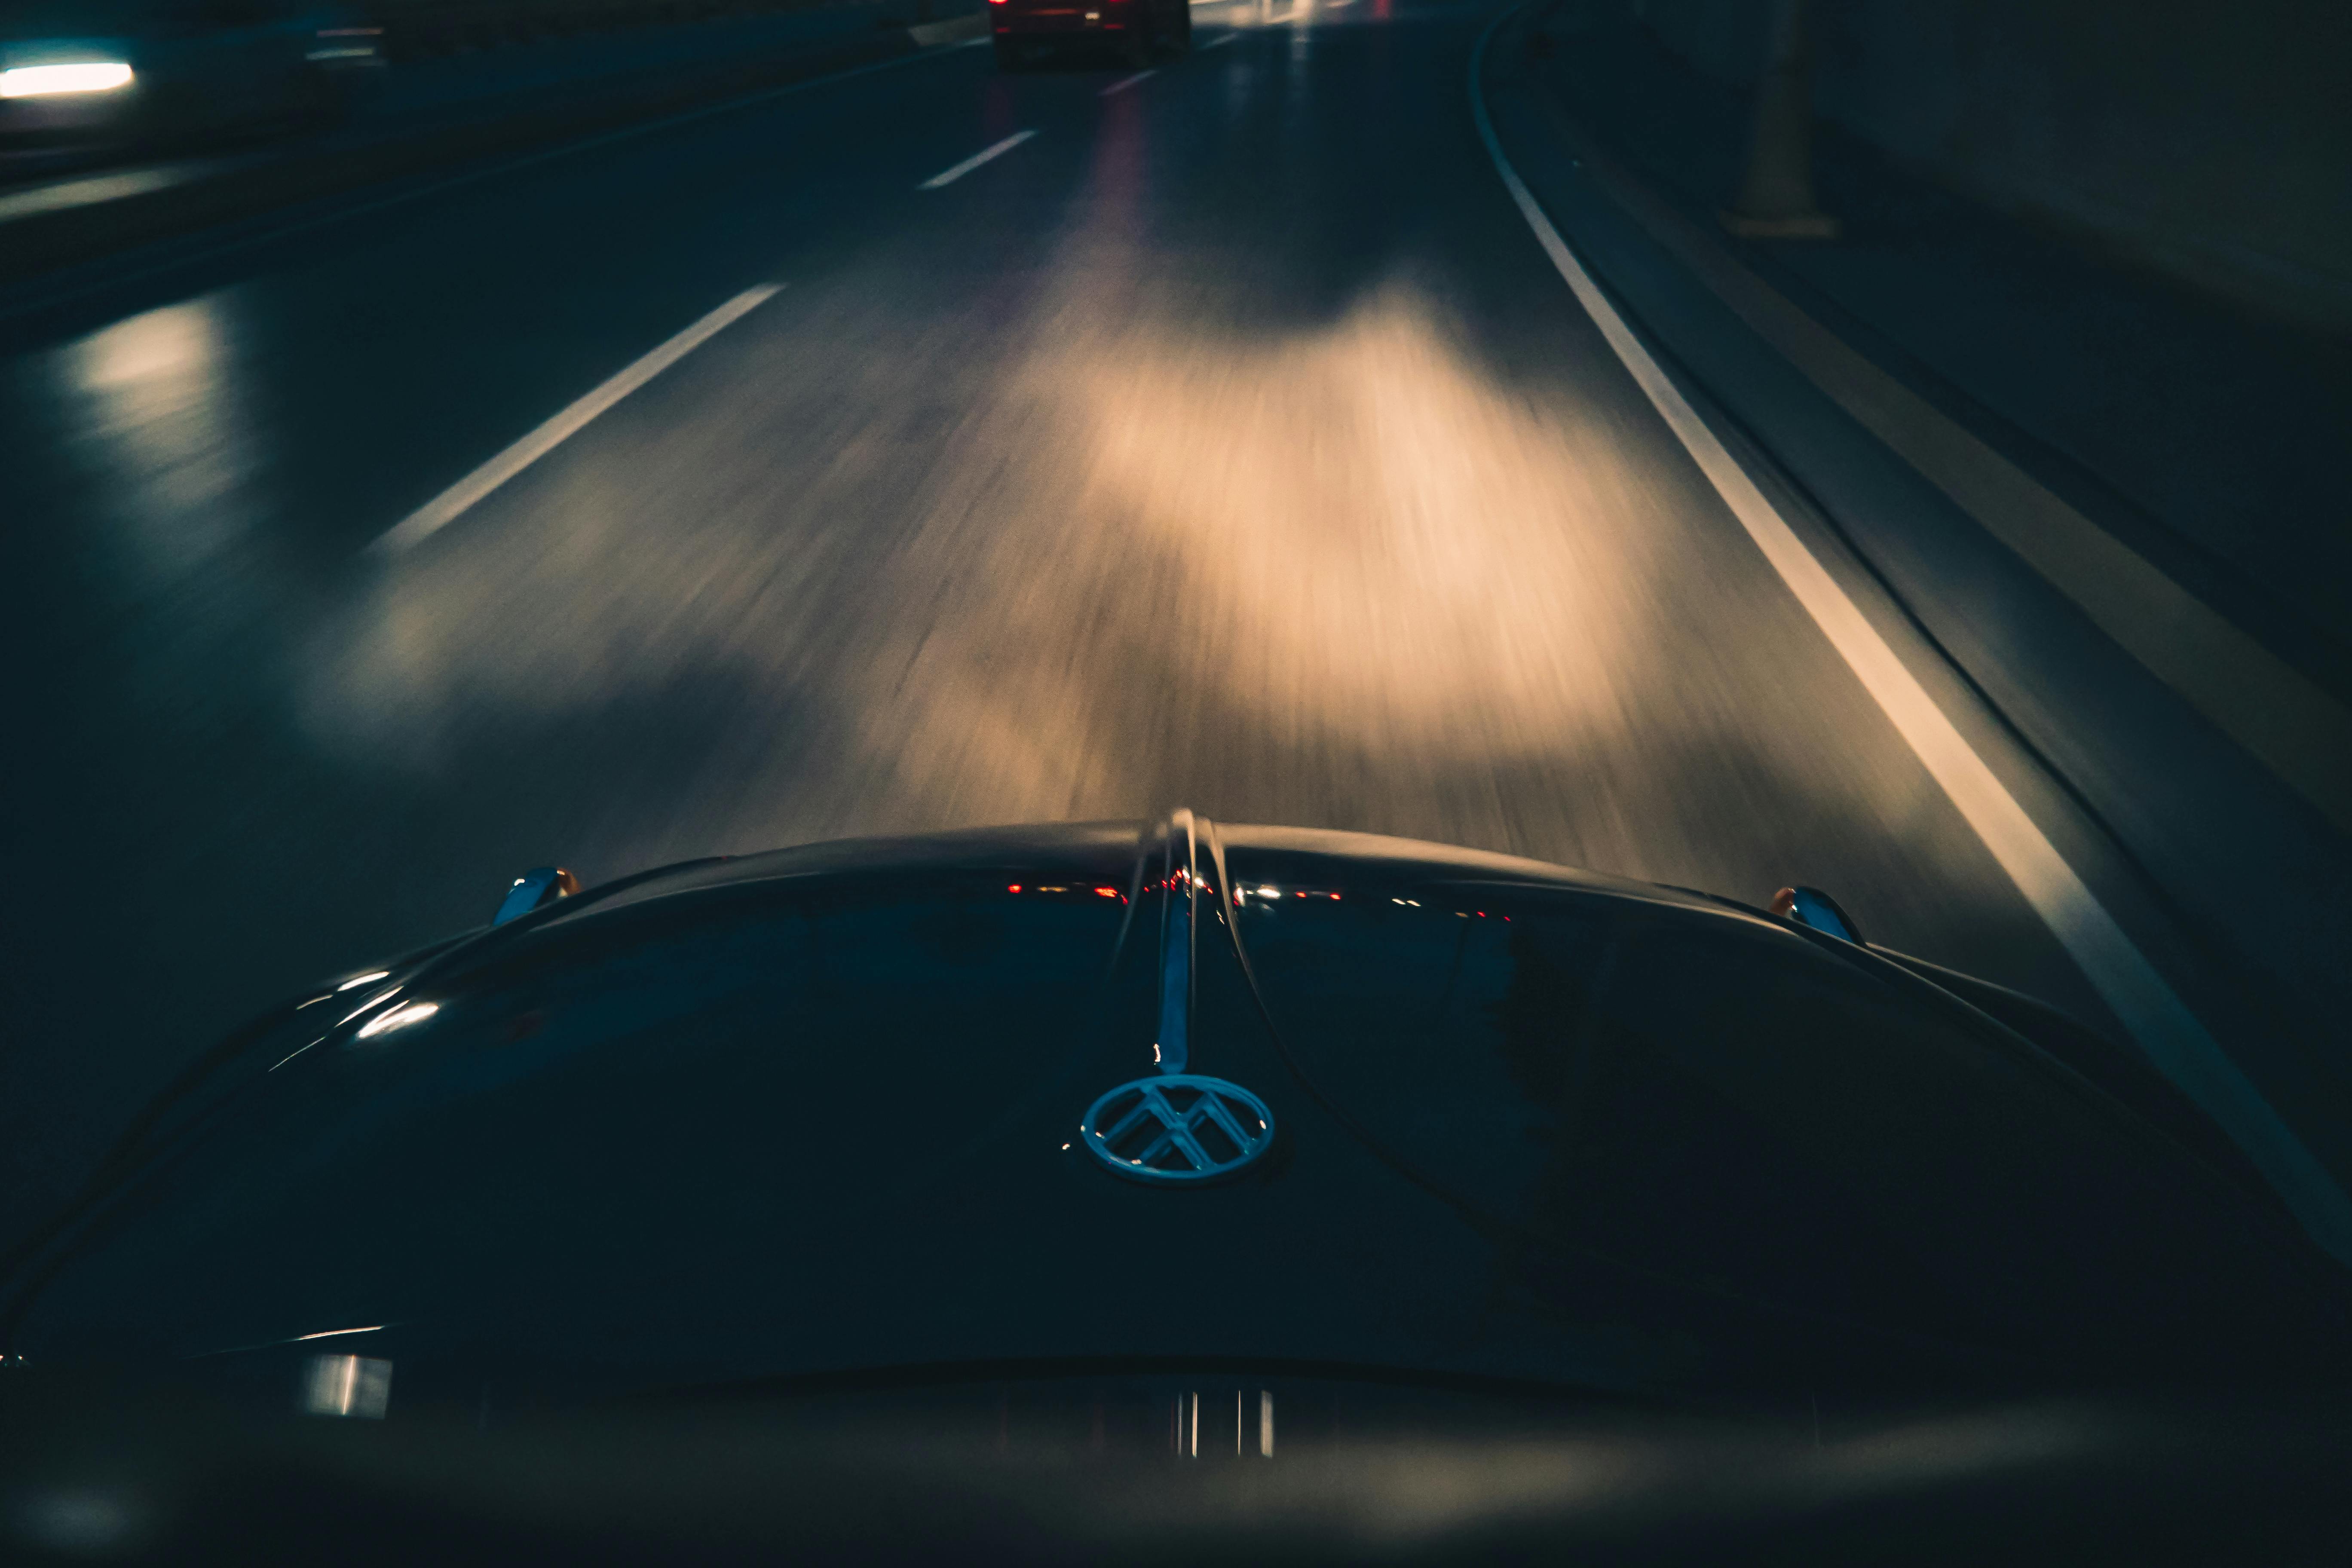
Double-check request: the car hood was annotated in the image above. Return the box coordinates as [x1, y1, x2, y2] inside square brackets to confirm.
[5, 819, 2344, 1410]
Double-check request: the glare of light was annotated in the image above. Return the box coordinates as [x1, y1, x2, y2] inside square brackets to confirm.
[336, 970, 392, 991]
[1008, 883, 1022, 893]
[355, 1001, 438, 1039]
[1257, 886, 1278, 897]
[267, 1035, 328, 1072]
[337, 989, 398, 1026]
[76, 301, 220, 392]
[0, 62, 133, 98]
[1094, 885, 1119, 897]
[68, 299, 256, 590]
[303, 1354, 392, 1419]
[15, 1488, 140, 1554]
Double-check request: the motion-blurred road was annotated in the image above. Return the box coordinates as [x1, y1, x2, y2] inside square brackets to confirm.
[0, 0, 2273, 1236]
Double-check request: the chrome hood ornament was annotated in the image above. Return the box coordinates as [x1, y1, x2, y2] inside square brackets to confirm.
[1078, 810, 1276, 1184]
[1081, 1074, 1275, 1183]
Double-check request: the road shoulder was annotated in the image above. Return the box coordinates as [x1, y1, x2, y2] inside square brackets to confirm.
[1475, 5, 2352, 1219]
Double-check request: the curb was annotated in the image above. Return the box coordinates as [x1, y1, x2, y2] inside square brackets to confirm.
[0, 17, 984, 293]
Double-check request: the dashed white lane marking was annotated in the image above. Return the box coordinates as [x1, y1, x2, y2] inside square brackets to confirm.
[919, 129, 1038, 189]
[1200, 31, 1240, 49]
[368, 285, 781, 557]
[1102, 69, 1157, 95]
[1468, 13, 2352, 1259]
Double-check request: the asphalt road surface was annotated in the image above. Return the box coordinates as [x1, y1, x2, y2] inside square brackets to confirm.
[0, 1, 2317, 1245]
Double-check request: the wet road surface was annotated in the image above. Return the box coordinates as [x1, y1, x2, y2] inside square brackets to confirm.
[0, 1, 2315, 1241]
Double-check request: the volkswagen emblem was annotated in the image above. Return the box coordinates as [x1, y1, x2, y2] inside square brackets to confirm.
[1080, 1075, 1275, 1185]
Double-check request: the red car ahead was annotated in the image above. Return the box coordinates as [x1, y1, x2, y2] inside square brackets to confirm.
[990, 0, 1192, 69]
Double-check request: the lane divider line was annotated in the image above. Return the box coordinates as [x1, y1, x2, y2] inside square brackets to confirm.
[1467, 14, 2352, 1259]
[1200, 31, 1240, 49]
[919, 129, 1037, 190]
[367, 284, 781, 557]
[1101, 69, 1158, 95]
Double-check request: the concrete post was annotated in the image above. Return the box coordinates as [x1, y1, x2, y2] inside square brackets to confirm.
[1720, 0, 1839, 239]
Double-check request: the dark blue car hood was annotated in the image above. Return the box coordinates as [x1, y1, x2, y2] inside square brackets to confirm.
[5, 821, 2344, 1412]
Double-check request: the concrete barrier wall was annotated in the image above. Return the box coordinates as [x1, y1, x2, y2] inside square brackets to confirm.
[1627, 0, 2352, 333]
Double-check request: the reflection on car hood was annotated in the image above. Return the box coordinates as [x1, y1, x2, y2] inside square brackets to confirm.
[3, 820, 2345, 1417]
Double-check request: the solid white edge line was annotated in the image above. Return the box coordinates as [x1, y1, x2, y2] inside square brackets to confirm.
[368, 284, 781, 557]
[918, 128, 1037, 190]
[1466, 12, 2352, 1259]
[1102, 69, 1157, 95]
